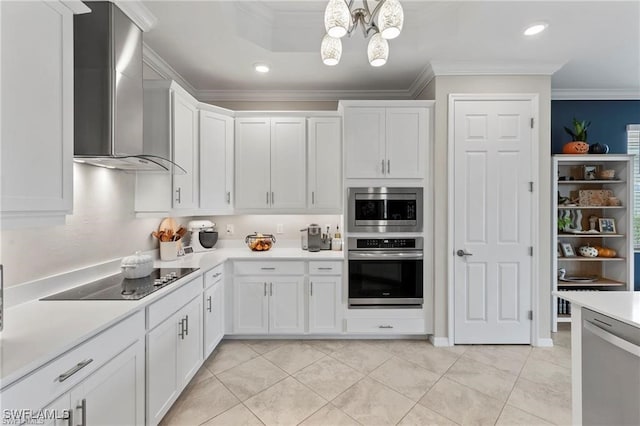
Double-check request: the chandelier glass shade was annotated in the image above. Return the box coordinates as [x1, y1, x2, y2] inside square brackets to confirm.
[320, 0, 403, 67]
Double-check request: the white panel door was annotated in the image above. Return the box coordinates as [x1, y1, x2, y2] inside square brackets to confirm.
[146, 313, 180, 424]
[344, 108, 386, 178]
[453, 99, 533, 344]
[177, 297, 203, 387]
[200, 110, 234, 212]
[204, 280, 225, 357]
[71, 340, 145, 426]
[235, 118, 271, 209]
[233, 278, 269, 334]
[269, 277, 304, 334]
[308, 117, 342, 211]
[271, 118, 306, 209]
[41, 393, 71, 426]
[172, 90, 198, 209]
[308, 276, 342, 334]
[1, 1, 73, 214]
[385, 108, 426, 178]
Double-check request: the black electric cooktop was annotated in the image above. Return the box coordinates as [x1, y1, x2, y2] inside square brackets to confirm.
[41, 268, 199, 301]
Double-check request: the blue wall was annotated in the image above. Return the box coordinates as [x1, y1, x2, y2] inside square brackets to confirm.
[552, 100, 640, 290]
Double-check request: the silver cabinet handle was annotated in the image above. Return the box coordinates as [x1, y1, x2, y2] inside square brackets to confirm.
[207, 296, 212, 313]
[226, 191, 231, 204]
[184, 315, 189, 336]
[175, 187, 181, 203]
[179, 318, 185, 339]
[261, 267, 276, 270]
[57, 359, 93, 382]
[381, 159, 385, 174]
[266, 191, 269, 205]
[270, 282, 273, 296]
[213, 272, 222, 278]
[310, 281, 313, 296]
[318, 267, 333, 270]
[271, 192, 275, 205]
[378, 325, 394, 329]
[76, 398, 87, 426]
[68, 407, 73, 426]
[312, 191, 315, 204]
[264, 282, 267, 296]
[456, 250, 473, 257]
[387, 160, 390, 174]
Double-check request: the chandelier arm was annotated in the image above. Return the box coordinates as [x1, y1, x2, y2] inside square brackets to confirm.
[368, 0, 387, 22]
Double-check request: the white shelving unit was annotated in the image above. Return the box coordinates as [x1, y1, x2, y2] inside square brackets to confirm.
[552, 154, 634, 331]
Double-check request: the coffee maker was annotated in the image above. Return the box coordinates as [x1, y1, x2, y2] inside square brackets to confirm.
[188, 220, 218, 252]
[302, 224, 331, 252]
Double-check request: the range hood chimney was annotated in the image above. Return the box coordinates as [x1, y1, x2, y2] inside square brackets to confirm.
[73, 2, 179, 172]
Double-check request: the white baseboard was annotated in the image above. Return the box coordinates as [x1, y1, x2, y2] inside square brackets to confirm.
[535, 337, 554, 347]
[429, 336, 452, 347]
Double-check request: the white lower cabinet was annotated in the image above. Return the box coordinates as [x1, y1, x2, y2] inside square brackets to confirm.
[308, 275, 342, 334]
[233, 276, 304, 334]
[203, 266, 225, 358]
[147, 295, 203, 425]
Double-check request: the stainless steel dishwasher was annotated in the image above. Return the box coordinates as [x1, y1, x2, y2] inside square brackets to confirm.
[582, 307, 640, 426]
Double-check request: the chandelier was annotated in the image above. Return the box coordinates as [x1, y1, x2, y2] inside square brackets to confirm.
[321, 0, 404, 67]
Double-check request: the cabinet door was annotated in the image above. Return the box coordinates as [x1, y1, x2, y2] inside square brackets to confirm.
[235, 118, 271, 209]
[177, 297, 203, 387]
[385, 108, 426, 178]
[270, 118, 306, 209]
[308, 275, 342, 334]
[172, 90, 199, 209]
[308, 117, 342, 211]
[204, 280, 225, 358]
[70, 340, 145, 426]
[1, 1, 73, 218]
[233, 277, 269, 334]
[41, 393, 71, 426]
[147, 312, 180, 425]
[344, 108, 386, 178]
[269, 277, 304, 334]
[200, 110, 234, 213]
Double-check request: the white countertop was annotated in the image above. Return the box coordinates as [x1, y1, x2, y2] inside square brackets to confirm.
[0, 247, 344, 389]
[554, 291, 640, 328]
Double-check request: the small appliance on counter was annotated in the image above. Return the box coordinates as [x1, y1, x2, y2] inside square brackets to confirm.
[187, 220, 218, 252]
[302, 224, 333, 252]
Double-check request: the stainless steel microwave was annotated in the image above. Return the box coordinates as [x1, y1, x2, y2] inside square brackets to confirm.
[347, 187, 423, 233]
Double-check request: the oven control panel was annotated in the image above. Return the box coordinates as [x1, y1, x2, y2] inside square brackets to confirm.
[355, 238, 417, 249]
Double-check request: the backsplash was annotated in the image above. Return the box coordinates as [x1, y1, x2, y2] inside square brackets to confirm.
[1, 164, 161, 287]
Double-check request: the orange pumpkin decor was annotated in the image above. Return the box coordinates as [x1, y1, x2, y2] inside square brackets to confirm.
[596, 246, 617, 258]
[562, 141, 589, 154]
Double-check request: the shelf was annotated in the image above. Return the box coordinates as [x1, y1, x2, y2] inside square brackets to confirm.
[557, 316, 572, 323]
[558, 180, 624, 184]
[557, 205, 624, 209]
[558, 257, 625, 262]
[558, 233, 624, 238]
[558, 279, 626, 287]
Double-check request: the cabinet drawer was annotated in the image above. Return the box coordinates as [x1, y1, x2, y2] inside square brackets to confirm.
[1, 311, 144, 411]
[233, 261, 304, 276]
[204, 264, 224, 289]
[309, 261, 342, 275]
[346, 318, 425, 334]
[147, 276, 202, 330]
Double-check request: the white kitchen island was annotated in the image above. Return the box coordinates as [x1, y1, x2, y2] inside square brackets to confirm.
[554, 291, 640, 425]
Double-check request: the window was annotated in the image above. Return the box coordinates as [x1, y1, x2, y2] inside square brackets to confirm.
[627, 124, 640, 249]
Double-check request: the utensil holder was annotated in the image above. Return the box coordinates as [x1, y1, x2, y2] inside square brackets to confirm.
[160, 241, 178, 261]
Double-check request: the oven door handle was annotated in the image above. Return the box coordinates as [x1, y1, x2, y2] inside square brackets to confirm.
[348, 251, 423, 260]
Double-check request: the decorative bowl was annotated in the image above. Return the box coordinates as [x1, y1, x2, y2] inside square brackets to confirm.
[245, 233, 276, 251]
[597, 169, 615, 180]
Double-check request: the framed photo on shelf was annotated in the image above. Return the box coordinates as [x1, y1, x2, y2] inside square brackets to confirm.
[583, 165, 597, 180]
[560, 242, 576, 257]
[599, 217, 617, 234]
[557, 243, 563, 257]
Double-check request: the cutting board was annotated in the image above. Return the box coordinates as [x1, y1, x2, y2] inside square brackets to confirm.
[159, 217, 178, 233]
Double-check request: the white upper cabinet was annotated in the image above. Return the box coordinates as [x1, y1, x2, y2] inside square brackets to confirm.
[343, 103, 429, 179]
[308, 117, 342, 211]
[199, 106, 234, 213]
[0, 1, 83, 227]
[136, 80, 199, 213]
[235, 117, 306, 210]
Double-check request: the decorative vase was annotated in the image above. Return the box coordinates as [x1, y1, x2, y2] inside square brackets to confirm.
[562, 141, 589, 154]
[588, 143, 609, 154]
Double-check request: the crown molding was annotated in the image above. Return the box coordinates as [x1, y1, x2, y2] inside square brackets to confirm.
[113, 0, 157, 32]
[430, 60, 565, 76]
[551, 89, 640, 100]
[142, 43, 198, 97]
[196, 88, 413, 102]
[408, 63, 436, 98]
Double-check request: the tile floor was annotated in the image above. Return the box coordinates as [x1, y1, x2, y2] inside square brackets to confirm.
[160, 324, 572, 426]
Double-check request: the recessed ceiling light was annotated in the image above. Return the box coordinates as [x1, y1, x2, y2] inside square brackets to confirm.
[524, 23, 548, 36]
[254, 63, 270, 73]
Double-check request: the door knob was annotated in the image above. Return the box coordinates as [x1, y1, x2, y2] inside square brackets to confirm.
[456, 250, 473, 257]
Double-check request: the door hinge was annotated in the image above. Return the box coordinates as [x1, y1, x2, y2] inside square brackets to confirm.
[530, 118, 534, 128]
[528, 246, 533, 256]
[528, 310, 533, 320]
[528, 181, 534, 192]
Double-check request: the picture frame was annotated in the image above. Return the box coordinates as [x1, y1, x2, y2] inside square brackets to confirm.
[560, 242, 575, 257]
[557, 243, 563, 257]
[583, 165, 597, 180]
[598, 218, 617, 234]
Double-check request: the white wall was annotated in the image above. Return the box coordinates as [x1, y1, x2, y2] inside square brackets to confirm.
[417, 74, 552, 343]
[1, 164, 162, 287]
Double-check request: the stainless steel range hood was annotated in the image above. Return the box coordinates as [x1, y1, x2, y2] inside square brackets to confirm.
[73, 2, 179, 172]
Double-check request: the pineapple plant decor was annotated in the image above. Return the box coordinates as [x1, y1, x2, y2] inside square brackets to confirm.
[562, 118, 590, 154]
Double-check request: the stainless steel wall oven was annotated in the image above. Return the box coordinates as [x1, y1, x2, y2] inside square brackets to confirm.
[348, 237, 423, 308]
